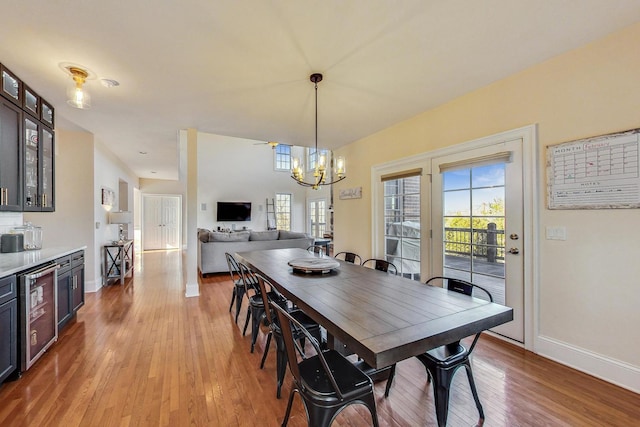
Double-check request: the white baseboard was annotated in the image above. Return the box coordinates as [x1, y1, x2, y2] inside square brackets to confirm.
[185, 282, 200, 297]
[536, 335, 640, 394]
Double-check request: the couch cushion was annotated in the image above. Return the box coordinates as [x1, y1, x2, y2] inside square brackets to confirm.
[250, 230, 279, 241]
[278, 230, 309, 240]
[208, 231, 250, 242]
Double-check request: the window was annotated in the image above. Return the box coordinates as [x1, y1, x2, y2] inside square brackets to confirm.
[307, 148, 328, 171]
[275, 193, 291, 231]
[384, 174, 421, 280]
[308, 199, 327, 238]
[274, 144, 291, 171]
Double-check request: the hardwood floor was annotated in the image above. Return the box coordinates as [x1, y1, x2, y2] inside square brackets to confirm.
[1, 250, 638, 426]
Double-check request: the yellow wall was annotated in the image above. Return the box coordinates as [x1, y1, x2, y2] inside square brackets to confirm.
[334, 22, 640, 372]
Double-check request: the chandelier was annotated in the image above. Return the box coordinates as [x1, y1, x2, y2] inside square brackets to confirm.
[291, 73, 346, 189]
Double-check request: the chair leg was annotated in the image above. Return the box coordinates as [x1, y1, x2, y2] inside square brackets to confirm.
[260, 331, 273, 369]
[430, 366, 458, 427]
[250, 306, 264, 353]
[464, 362, 485, 426]
[242, 307, 251, 336]
[362, 391, 381, 427]
[384, 364, 396, 398]
[275, 334, 287, 399]
[228, 287, 236, 312]
[234, 286, 245, 323]
[281, 387, 298, 427]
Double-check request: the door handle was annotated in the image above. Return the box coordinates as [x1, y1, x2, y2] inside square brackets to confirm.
[508, 247, 520, 255]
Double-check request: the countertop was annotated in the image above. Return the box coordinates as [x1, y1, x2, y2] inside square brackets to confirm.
[0, 246, 87, 277]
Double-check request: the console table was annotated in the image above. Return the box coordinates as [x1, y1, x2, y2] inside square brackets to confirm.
[103, 240, 134, 285]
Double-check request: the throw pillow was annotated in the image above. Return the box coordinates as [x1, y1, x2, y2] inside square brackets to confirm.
[208, 231, 250, 242]
[249, 230, 279, 241]
[198, 228, 210, 242]
[278, 230, 308, 240]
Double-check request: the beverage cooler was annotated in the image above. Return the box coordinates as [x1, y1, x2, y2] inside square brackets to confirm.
[18, 262, 58, 371]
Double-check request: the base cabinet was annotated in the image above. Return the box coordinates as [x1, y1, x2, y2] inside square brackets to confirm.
[56, 251, 84, 331]
[0, 275, 18, 384]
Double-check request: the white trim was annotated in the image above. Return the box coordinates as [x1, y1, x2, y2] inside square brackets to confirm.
[536, 335, 640, 394]
[185, 282, 200, 298]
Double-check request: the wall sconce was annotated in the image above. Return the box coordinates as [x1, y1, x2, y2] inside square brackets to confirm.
[66, 66, 91, 109]
[109, 211, 133, 242]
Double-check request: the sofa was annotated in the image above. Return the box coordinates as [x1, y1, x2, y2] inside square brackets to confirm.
[197, 229, 314, 274]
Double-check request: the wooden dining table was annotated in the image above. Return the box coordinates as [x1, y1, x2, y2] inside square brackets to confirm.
[236, 248, 513, 370]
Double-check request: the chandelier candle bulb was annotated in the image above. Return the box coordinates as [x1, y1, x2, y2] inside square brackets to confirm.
[335, 156, 345, 176]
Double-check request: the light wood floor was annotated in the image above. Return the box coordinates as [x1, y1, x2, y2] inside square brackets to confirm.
[0, 250, 638, 426]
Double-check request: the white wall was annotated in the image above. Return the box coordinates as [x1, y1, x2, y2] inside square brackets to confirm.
[196, 133, 309, 232]
[93, 138, 139, 291]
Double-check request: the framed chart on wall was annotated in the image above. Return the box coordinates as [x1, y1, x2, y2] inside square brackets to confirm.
[546, 128, 640, 209]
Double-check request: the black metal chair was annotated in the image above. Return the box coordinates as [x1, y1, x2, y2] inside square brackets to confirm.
[307, 245, 325, 256]
[225, 253, 248, 323]
[416, 276, 493, 427]
[334, 251, 362, 264]
[255, 273, 322, 398]
[239, 262, 267, 353]
[272, 303, 380, 427]
[361, 258, 398, 275]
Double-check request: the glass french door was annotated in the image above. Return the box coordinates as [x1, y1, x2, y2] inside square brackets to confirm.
[308, 199, 326, 238]
[432, 139, 524, 343]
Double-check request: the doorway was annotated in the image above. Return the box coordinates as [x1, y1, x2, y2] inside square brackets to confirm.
[142, 195, 181, 250]
[432, 138, 525, 343]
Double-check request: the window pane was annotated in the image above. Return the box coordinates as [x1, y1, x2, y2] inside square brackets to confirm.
[472, 163, 504, 187]
[443, 169, 469, 191]
[444, 190, 470, 215]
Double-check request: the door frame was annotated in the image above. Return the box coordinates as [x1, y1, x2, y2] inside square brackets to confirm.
[372, 124, 538, 350]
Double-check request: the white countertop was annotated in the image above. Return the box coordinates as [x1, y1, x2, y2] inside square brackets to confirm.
[0, 246, 87, 277]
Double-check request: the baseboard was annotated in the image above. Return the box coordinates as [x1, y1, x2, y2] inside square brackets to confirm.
[536, 335, 640, 394]
[185, 282, 200, 297]
[84, 278, 100, 293]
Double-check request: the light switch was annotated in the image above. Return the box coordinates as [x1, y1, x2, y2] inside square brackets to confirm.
[201, 203, 207, 211]
[96, 221, 101, 229]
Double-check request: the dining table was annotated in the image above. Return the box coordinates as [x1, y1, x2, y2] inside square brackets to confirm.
[235, 248, 513, 370]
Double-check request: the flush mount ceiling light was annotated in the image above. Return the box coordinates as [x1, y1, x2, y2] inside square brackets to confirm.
[291, 73, 346, 190]
[66, 66, 91, 109]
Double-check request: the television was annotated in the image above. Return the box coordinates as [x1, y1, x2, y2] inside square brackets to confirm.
[216, 201, 252, 222]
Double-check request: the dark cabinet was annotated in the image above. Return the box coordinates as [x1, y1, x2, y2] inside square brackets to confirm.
[56, 251, 84, 331]
[0, 275, 18, 384]
[0, 98, 23, 212]
[0, 61, 54, 212]
[23, 117, 55, 211]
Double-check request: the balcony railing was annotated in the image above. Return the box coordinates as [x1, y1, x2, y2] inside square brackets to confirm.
[444, 223, 505, 263]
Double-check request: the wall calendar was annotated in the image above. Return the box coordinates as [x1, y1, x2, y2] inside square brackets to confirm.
[547, 128, 640, 209]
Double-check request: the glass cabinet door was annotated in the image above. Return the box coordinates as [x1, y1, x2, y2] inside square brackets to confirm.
[23, 85, 39, 118]
[41, 127, 54, 211]
[41, 100, 54, 127]
[24, 117, 40, 209]
[1, 66, 21, 105]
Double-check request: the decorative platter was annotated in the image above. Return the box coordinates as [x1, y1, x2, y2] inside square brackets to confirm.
[288, 258, 340, 274]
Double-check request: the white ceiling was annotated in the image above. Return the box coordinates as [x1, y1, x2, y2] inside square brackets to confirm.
[2, 1, 640, 180]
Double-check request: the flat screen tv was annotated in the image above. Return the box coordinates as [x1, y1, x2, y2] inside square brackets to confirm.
[216, 201, 252, 222]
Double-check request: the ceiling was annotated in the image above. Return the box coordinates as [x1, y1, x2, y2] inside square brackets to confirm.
[2, 1, 640, 180]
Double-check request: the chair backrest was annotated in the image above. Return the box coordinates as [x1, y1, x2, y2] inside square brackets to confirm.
[225, 252, 241, 281]
[237, 262, 259, 296]
[272, 303, 346, 399]
[425, 276, 493, 353]
[362, 258, 398, 275]
[255, 273, 288, 327]
[425, 276, 493, 302]
[334, 251, 362, 264]
[307, 245, 325, 256]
